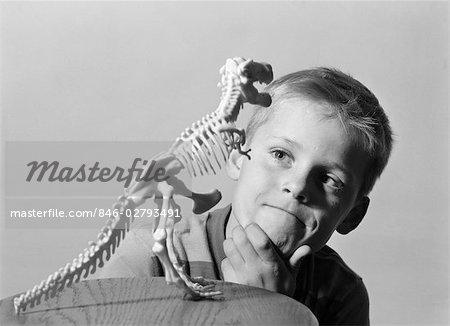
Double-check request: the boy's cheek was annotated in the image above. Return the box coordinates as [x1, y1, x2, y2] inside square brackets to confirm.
[233, 201, 256, 227]
[302, 225, 337, 252]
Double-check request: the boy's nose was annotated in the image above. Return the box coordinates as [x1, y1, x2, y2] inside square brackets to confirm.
[281, 173, 311, 203]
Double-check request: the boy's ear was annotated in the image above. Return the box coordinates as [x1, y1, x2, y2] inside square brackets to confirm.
[226, 150, 246, 180]
[337, 196, 370, 235]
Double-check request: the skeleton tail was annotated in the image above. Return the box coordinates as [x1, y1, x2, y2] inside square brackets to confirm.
[13, 195, 136, 313]
[13, 57, 273, 313]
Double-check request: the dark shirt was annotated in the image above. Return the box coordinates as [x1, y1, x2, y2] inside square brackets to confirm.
[206, 205, 370, 326]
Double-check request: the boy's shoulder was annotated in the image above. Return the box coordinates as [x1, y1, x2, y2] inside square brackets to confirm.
[311, 245, 363, 283]
[298, 245, 370, 324]
[303, 245, 364, 293]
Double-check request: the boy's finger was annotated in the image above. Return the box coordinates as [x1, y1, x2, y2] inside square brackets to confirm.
[288, 244, 312, 271]
[231, 225, 260, 264]
[223, 238, 245, 267]
[244, 223, 279, 263]
[221, 258, 237, 283]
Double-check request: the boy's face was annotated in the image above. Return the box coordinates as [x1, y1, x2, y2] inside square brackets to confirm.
[227, 97, 369, 258]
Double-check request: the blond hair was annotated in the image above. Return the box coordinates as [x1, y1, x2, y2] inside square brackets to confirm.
[246, 68, 393, 196]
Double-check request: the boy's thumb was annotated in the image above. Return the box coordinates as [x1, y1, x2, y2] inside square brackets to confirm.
[289, 244, 312, 271]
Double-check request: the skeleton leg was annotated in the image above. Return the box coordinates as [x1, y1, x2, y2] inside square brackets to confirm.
[153, 181, 221, 298]
[152, 182, 185, 288]
[165, 198, 222, 298]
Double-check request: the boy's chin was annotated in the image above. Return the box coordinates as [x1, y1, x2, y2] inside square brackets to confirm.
[274, 239, 305, 260]
[232, 209, 307, 258]
[257, 222, 306, 259]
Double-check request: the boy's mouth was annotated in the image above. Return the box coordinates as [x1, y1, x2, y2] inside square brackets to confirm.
[263, 204, 316, 229]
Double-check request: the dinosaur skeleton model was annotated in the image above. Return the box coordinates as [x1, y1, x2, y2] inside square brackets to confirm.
[13, 57, 273, 313]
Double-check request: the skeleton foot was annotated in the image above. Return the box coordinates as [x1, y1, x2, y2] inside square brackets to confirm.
[169, 263, 222, 299]
[185, 276, 221, 296]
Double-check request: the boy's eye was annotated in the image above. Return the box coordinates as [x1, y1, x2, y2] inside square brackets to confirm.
[269, 148, 293, 168]
[321, 174, 344, 190]
[273, 150, 287, 160]
[271, 149, 290, 161]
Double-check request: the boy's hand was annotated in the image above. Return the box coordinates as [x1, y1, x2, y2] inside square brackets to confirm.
[221, 223, 311, 297]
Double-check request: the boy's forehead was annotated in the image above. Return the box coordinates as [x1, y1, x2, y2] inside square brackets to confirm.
[252, 98, 368, 171]
[261, 97, 335, 132]
[274, 96, 333, 117]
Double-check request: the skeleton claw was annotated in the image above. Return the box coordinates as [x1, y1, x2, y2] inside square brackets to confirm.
[180, 277, 222, 300]
[217, 126, 251, 160]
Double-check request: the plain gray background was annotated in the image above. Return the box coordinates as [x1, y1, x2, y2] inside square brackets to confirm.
[1, 1, 448, 325]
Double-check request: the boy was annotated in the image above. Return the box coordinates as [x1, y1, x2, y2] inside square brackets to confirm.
[97, 67, 393, 325]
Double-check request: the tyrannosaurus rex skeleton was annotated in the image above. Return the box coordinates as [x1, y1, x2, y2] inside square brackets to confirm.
[13, 57, 273, 313]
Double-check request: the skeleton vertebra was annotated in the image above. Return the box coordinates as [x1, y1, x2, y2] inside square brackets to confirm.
[13, 57, 273, 313]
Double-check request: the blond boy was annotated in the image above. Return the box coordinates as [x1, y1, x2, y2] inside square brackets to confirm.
[98, 67, 393, 325]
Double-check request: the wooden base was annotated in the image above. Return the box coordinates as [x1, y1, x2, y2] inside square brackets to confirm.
[1, 277, 317, 325]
